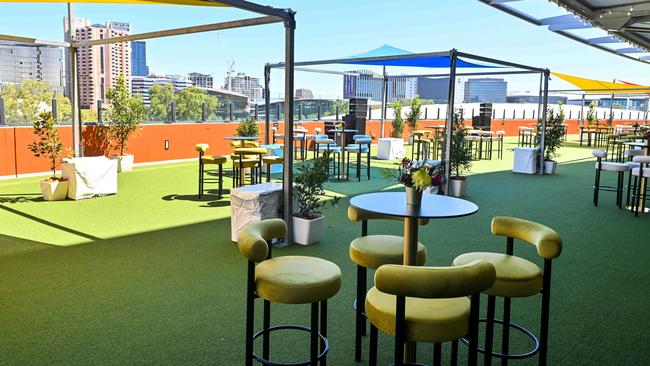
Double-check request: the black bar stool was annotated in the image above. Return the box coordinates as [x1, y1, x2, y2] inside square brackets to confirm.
[592, 149, 630, 208]
[238, 219, 341, 366]
[195, 143, 226, 199]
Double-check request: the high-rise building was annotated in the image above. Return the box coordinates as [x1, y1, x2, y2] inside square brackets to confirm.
[131, 74, 192, 106]
[343, 70, 414, 102]
[131, 41, 148, 77]
[63, 16, 91, 97]
[74, 20, 132, 110]
[188, 72, 213, 89]
[295, 88, 314, 99]
[464, 78, 507, 103]
[224, 72, 262, 102]
[0, 41, 65, 92]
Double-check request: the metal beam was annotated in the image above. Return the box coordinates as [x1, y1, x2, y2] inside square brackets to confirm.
[456, 51, 545, 71]
[267, 51, 452, 69]
[210, 0, 293, 19]
[73, 16, 283, 47]
[388, 70, 539, 78]
[443, 49, 458, 196]
[0, 34, 69, 48]
[282, 12, 296, 245]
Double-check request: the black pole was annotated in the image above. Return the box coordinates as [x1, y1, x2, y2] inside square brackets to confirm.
[254, 104, 259, 121]
[51, 97, 58, 121]
[97, 100, 103, 125]
[368, 105, 372, 119]
[229, 103, 233, 122]
[424, 107, 428, 120]
[539, 70, 550, 174]
[264, 64, 271, 144]
[336, 105, 340, 121]
[298, 103, 302, 121]
[170, 101, 176, 123]
[283, 11, 296, 244]
[0, 97, 5, 125]
[317, 104, 321, 120]
[443, 49, 458, 196]
[201, 102, 207, 123]
[276, 104, 281, 122]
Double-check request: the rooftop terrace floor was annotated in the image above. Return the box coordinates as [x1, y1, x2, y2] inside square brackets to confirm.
[1, 138, 649, 365]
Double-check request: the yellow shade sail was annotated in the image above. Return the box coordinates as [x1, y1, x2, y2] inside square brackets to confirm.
[551, 72, 650, 94]
[0, 0, 227, 6]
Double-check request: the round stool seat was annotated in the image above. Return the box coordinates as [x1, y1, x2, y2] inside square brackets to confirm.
[365, 286, 470, 343]
[453, 252, 542, 298]
[349, 235, 426, 269]
[201, 155, 227, 165]
[255, 256, 341, 304]
[595, 162, 630, 172]
[231, 156, 259, 169]
[632, 167, 650, 178]
[195, 143, 209, 152]
[262, 156, 283, 164]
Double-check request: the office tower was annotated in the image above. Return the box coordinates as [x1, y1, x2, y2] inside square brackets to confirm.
[0, 41, 65, 92]
[188, 72, 214, 88]
[224, 72, 262, 103]
[131, 41, 149, 77]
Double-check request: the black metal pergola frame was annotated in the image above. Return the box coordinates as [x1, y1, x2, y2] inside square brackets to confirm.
[266, 49, 550, 194]
[0, 0, 298, 242]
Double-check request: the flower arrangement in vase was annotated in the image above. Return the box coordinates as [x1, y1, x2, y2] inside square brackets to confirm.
[383, 157, 443, 205]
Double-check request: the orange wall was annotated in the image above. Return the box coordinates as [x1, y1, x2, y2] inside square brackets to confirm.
[1, 118, 644, 178]
[1, 121, 325, 177]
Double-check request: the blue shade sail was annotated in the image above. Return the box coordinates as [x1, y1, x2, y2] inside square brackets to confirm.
[341, 44, 496, 68]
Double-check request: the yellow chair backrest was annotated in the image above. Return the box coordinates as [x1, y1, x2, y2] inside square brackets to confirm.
[491, 216, 562, 259]
[237, 219, 286, 262]
[375, 260, 496, 298]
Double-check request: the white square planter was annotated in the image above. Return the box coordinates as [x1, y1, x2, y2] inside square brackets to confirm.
[292, 215, 325, 245]
[111, 154, 134, 172]
[40, 179, 69, 201]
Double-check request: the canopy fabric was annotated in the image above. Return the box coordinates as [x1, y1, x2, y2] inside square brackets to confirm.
[551, 72, 650, 94]
[0, 0, 227, 6]
[341, 44, 494, 68]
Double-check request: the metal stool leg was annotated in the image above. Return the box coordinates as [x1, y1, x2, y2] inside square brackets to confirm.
[500, 297, 511, 366]
[218, 163, 223, 199]
[311, 302, 319, 366]
[320, 300, 328, 366]
[354, 265, 367, 362]
[369, 324, 378, 366]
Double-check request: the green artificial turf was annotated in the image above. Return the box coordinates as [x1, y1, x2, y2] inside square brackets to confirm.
[1, 137, 649, 365]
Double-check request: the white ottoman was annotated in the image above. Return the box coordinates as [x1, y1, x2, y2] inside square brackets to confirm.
[230, 182, 283, 242]
[61, 156, 118, 200]
[377, 138, 405, 160]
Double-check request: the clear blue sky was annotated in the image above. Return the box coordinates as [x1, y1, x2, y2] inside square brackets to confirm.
[1, 0, 649, 99]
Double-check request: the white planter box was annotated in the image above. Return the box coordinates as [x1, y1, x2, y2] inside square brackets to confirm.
[449, 177, 468, 198]
[40, 179, 69, 201]
[293, 215, 325, 245]
[111, 154, 134, 172]
[377, 138, 405, 160]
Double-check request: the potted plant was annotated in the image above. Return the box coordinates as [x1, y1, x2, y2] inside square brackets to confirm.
[235, 116, 260, 137]
[405, 96, 422, 144]
[586, 101, 599, 127]
[28, 112, 68, 201]
[536, 103, 565, 174]
[448, 107, 473, 197]
[391, 100, 404, 138]
[104, 75, 146, 172]
[383, 157, 443, 205]
[293, 153, 340, 245]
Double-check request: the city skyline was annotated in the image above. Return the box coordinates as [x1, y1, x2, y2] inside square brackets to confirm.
[0, 1, 649, 101]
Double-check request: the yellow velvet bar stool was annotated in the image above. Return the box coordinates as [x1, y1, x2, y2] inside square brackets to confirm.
[348, 206, 428, 362]
[195, 144, 227, 199]
[262, 155, 283, 182]
[366, 260, 496, 366]
[232, 147, 266, 187]
[453, 216, 563, 366]
[411, 130, 431, 161]
[238, 219, 342, 366]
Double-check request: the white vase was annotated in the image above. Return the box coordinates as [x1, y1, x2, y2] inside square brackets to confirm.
[40, 179, 69, 201]
[449, 177, 469, 197]
[293, 215, 325, 245]
[544, 160, 557, 174]
[111, 154, 134, 172]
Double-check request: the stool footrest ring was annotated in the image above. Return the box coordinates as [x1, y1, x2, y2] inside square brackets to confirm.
[251, 325, 329, 366]
[460, 318, 539, 360]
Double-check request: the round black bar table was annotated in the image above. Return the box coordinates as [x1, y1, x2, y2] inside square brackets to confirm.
[349, 191, 479, 363]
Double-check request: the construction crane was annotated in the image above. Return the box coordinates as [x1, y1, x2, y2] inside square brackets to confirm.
[216, 32, 236, 90]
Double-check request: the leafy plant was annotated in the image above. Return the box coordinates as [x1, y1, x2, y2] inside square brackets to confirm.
[536, 103, 565, 161]
[405, 96, 422, 134]
[104, 75, 146, 156]
[28, 112, 64, 180]
[235, 117, 260, 137]
[293, 153, 340, 219]
[586, 101, 599, 127]
[448, 107, 473, 177]
[390, 100, 404, 138]
[382, 157, 442, 191]
[327, 99, 349, 116]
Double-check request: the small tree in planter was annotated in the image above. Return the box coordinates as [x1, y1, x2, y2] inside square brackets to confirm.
[586, 101, 599, 127]
[390, 100, 404, 138]
[293, 153, 340, 245]
[104, 75, 146, 172]
[405, 96, 422, 141]
[536, 103, 565, 174]
[28, 112, 69, 201]
[235, 116, 260, 137]
[448, 107, 473, 197]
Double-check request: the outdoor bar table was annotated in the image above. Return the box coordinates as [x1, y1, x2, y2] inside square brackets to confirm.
[224, 136, 258, 148]
[349, 191, 479, 363]
[330, 129, 358, 180]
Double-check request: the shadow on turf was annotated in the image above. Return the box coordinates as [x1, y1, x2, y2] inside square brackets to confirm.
[161, 191, 231, 208]
[0, 204, 104, 241]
